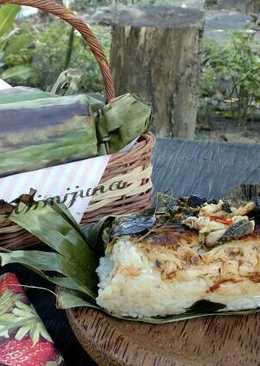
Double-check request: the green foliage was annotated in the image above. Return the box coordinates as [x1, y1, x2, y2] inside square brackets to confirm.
[201, 32, 260, 125]
[71, 0, 171, 11]
[0, 4, 21, 74]
[1, 65, 35, 84]
[71, 0, 110, 11]
[4, 26, 33, 65]
[0, 23, 38, 86]
[69, 24, 111, 93]
[200, 39, 221, 97]
[0, 4, 20, 42]
[223, 32, 260, 125]
[0, 20, 110, 92]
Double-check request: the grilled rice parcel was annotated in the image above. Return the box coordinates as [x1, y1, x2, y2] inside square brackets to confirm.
[96, 196, 260, 318]
[2, 186, 260, 322]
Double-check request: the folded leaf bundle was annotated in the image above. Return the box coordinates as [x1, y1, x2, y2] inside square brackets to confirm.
[0, 91, 151, 177]
[0, 94, 97, 177]
[1, 185, 260, 323]
[0, 87, 50, 104]
[96, 94, 151, 154]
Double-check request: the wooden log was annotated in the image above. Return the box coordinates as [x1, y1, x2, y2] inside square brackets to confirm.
[246, 0, 260, 13]
[95, 6, 204, 138]
[205, 0, 218, 8]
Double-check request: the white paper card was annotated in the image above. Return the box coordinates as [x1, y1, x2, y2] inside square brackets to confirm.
[0, 156, 110, 223]
[0, 79, 11, 90]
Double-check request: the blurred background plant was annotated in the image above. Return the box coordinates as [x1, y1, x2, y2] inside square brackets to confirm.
[200, 32, 260, 127]
[0, 2, 110, 94]
[223, 32, 260, 126]
[0, 4, 21, 72]
[0, 20, 110, 93]
[0, 4, 20, 40]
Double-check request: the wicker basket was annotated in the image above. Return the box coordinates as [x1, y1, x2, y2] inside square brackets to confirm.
[0, 0, 155, 250]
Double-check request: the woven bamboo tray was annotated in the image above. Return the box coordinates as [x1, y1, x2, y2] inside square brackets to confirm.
[0, 0, 155, 250]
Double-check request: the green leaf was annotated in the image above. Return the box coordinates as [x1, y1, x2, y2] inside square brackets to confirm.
[1, 64, 35, 83]
[4, 27, 33, 60]
[108, 305, 260, 325]
[81, 216, 113, 254]
[56, 288, 99, 310]
[0, 252, 83, 293]
[0, 290, 52, 343]
[45, 356, 64, 366]
[0, 250, 63, 273]
[0, 325, 9, 338]
[0, 290, 22, 316]
[0, 5, 20, 40]
[31, 322, 40, 345]
[8, 201, 99, 298]
[15, 323, 32, 341]
[57, 287, 260, 324]
[96, 94, 151, 154]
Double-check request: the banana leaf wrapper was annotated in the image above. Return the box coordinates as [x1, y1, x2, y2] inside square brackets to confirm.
[0, 92, 150, 177]
[1, 184, 260, 323]
[0, 94, 97, 177]
[0, 87, 51, 104]
[96, 93, 151, 154]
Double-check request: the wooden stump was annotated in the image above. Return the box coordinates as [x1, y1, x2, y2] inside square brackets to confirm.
[205, 0, 218, 7]
[246, 0, 260, 13]
[95, 6, 204, 138]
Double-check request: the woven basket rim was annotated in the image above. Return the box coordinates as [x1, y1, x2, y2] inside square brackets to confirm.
[109, 132, 155, 160]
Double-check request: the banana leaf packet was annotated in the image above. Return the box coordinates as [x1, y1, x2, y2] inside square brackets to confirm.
[0, 90, 151, 178]
[1, 184, 260, 324]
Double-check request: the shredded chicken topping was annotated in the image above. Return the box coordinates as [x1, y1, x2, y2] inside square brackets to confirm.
[183, 200, 256, 247]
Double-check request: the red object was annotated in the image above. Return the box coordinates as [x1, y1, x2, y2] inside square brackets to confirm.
[0, 272, 22, 295]
[0, 338, 56, 366]
[209, 215, 233, 225]
[0, 273, 64, 366]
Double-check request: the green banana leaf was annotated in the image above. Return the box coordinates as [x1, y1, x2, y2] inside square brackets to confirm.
[0, 94, 97, 177]
[56, 287, 260, 324]
[56, 288, 99, 310]
[2, 189, 260, 324]
[7, 201, 99, 299]
[0, 92, 149, 177]
[0, 5, 20, 42]
[96, 93, 151, 154]
[0, 87, 51, 104]
[1, 64, 35, 84]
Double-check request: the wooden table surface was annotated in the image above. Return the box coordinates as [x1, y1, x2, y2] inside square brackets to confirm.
[2, 137, 260, 365]
[153, 138, 260, 199]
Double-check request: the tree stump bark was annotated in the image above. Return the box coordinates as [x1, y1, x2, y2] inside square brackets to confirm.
[246, 0, 260, 13]
[95, 6, 204, 138]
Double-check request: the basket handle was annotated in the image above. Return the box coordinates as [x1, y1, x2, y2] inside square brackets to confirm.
[0, 0, 115, 101]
